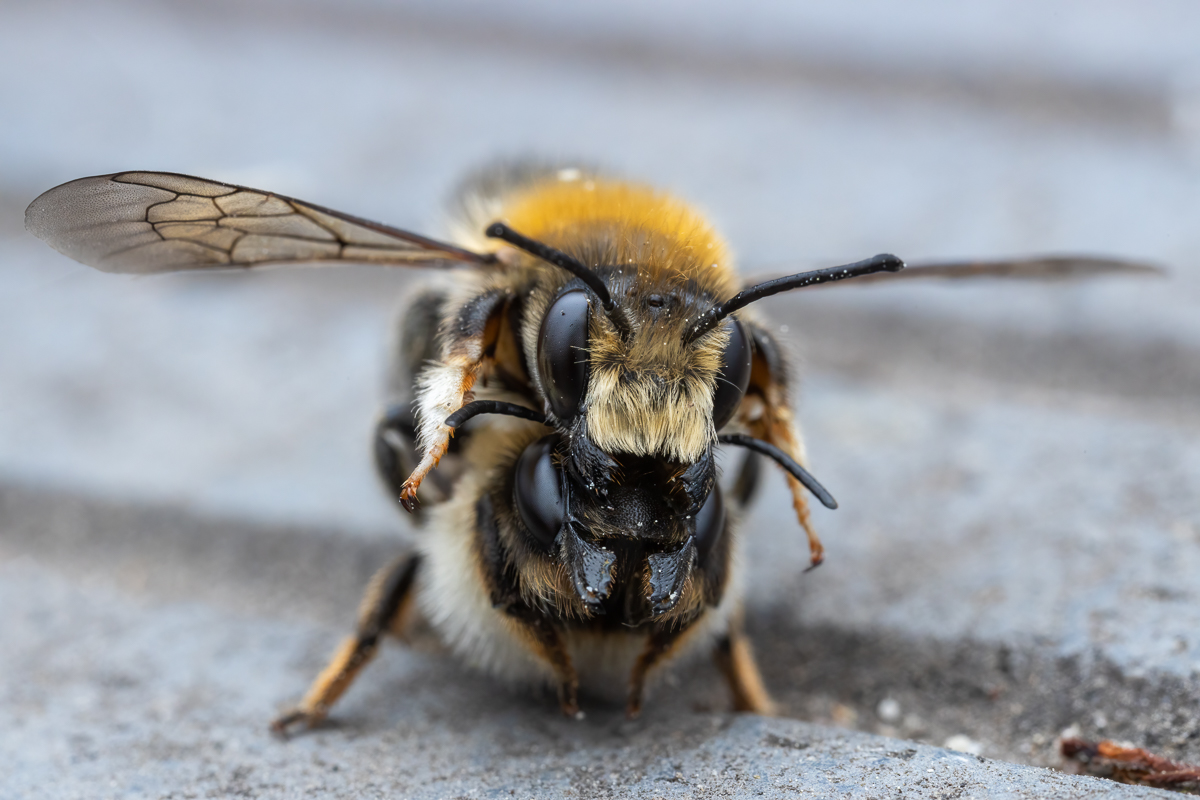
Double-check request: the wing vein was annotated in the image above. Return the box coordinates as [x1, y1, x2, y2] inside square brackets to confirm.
[26, 171, 502, 274]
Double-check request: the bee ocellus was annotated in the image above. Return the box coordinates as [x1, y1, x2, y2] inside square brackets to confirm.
[25, 163, 1154, 732]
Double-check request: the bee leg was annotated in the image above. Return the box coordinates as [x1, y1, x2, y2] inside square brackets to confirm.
[374, 404, 453, 514]
[714, 620, 777, 715]
[508, 611, 580, 717]
[742, 321, 824, 569]
[771, 423, 823, 570]
[625, 627, 685, 719]
[377, 288, 464, 514]
[270, 553, 422, 736]
[399, 289, 509, 511]
[475, 494, 580, 717]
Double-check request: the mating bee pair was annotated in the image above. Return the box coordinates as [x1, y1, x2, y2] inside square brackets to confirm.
[26, 162, 1150, 731]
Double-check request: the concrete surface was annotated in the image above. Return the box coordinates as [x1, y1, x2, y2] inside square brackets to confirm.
[2, 0, 1199, 797]
[0, 488, 1181, 799]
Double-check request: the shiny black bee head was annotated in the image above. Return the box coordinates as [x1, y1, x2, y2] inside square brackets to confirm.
[533, 284, 749, 509]
[476, 222, 899, 616]
[510, 432, 730, 619]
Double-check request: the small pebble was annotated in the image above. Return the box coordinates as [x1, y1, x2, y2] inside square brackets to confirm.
[944, 734, 984, 755]
[876, 697, 901, 723]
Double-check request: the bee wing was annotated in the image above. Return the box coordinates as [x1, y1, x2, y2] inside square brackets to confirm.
[25, 171, 493, 274]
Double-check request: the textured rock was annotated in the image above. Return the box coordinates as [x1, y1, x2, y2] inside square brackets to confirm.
[3, 1, 1198, 796]
[0, 552, 1176, 799]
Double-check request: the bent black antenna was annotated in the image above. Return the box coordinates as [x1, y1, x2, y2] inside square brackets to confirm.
[486, 221, 634, 339]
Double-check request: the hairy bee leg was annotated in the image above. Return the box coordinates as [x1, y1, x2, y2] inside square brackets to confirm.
[399, 288, 509, 511]
[742, 321, 824, 569]
[500, 611, 579, 716]
[400, 357, 482, 511]
[764, 407, 824, 569]
[378, 288, 465, 513]
[476, 493, 581, 718]
[714, 623, 777, 715]
[271, 553, 422, 736]
[625, 628, 685, 719]
[374, 405, 451, 513]
[522, 615, 581, 716]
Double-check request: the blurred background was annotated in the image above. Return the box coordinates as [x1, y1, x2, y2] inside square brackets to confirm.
[3, 0, 1200, 790]
[4, 0, 1199, 530]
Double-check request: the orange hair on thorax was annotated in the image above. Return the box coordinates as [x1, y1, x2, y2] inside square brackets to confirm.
[500, 177, 739, 299]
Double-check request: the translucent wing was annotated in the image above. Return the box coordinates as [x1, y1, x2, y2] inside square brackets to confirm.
[24, 171, 494, 274]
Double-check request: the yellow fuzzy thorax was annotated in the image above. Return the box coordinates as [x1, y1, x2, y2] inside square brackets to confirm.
[501, 175, 741, 464]
[501, 176, 740, 300]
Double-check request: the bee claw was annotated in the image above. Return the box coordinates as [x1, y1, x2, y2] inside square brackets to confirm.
[399, 483, 421, 512]
[269, 707, 325, 738]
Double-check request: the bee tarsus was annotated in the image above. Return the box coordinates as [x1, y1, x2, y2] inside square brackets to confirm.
[269, 553, 422, 735]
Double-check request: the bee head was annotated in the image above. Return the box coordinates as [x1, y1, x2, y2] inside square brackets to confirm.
[485, 217, 895, 615]
[485, 220, 747, 619]
[509, 431, 730, 621]
[489, 222, 749, 508]
[490, 218, 897, 492]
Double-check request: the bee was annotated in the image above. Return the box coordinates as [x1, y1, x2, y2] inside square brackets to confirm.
[25, 164, 1156, 732]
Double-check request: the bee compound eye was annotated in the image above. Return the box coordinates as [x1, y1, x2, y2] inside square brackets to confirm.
[537, 289, 591, 422]
[692, 483, 726, 567]
[514, 434, 564, 551]
[711, 318, 752, 430]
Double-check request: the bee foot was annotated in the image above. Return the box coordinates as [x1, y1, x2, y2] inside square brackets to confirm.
[269, 706, 326, 738]
[398, 483, 421, 513]
[557, 683, 580, 718]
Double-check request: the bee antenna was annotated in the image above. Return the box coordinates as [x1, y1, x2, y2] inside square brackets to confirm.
[486, 221, 633, 339]
[686, 254, 905, 343]
[445, 400, 550, 430]
[717, 434, 837, 509]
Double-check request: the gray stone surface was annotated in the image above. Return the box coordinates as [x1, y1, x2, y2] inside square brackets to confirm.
[4, 0, 1200, 527]
[3, 1, 1200, 797]
[0, 493, 1179, 799]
